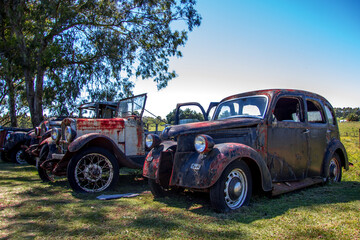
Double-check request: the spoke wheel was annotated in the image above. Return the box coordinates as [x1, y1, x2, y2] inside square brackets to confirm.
[67, 147, 119, 193]
[38, 145, 55, 182]
[210, 160, 252, 212]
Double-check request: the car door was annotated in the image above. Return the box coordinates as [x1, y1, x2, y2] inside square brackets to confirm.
[174, 102, 219, 125]
[267, 95, 310, 181]
[305, 98, 329, 177]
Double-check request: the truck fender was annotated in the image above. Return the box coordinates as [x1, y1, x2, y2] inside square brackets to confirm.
[143, 141, 177, 187]
[68, 133, 138, 169]
[322, 138, 349, 177]
[170, 143, 273, 192]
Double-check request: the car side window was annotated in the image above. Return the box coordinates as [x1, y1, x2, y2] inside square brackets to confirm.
[273, 97, 304, 122]
[324, 105, 335, 125]
[307, 99, 326, 123]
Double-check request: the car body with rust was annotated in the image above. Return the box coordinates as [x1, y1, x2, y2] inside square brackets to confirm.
[37, 94, 147, 193]
[143, 89, 349, 212]
[28, 102, 118, 164]
[0, 126, 33, 164]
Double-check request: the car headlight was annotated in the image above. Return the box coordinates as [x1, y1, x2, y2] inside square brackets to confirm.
[146, 134, 161, 149]
[35, 127, 41, 136]
[5, 133, 11, 141]
[194, 134, 214, 154]
[65, 126, 76, 143]
[45, 121, 50, 131]
[51, 128, 60, 142]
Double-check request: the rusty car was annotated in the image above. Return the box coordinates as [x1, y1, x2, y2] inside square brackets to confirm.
[28, 101, 119, 165]
[143, 89, 349, 212]
[37, 94, 147, 193]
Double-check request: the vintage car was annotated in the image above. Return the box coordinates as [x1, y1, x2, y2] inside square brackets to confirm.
[0, 126, 32, 164]
[143, 89, 349, 212]
[37, 94, 147, 193]
[27, 102, 118, 163]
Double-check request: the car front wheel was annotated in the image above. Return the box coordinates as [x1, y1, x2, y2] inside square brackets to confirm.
[11, 147, 28, 165]
[67, 147, 119, 193]
[210, 160, 252, 212]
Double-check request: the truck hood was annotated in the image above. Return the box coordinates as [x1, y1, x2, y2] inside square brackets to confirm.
[161, 117, 262, 140]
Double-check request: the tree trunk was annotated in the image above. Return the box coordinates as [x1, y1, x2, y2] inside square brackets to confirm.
[6, 76, 18, 127]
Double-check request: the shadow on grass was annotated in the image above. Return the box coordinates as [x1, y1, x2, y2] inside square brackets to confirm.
[152, 181, 360, 222]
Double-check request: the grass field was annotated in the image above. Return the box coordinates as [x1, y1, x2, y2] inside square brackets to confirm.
[0, 122, 359, 239]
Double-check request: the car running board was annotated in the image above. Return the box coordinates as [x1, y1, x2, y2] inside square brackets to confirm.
[271, 177, 324, 196]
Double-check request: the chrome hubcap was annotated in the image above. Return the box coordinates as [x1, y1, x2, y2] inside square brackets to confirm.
[224, 168, 247, 209]
[329, 158, 340, 182]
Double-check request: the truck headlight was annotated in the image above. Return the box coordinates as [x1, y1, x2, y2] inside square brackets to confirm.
[65, 126, 76, 143]
[51, 128, 60, 142]
[146, 134, 161, 149]
[194, 134, 214, 154]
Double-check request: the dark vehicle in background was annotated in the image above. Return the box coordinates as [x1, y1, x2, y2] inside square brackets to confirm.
[143, 89, 349, 212]
[0, 126, 32, 164]
[38, 95, 147, 193]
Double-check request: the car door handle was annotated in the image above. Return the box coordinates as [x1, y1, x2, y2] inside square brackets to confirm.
[303, 129, 310, 134]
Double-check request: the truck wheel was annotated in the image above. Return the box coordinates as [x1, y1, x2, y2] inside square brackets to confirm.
[148, 179, 167, 197]
[210, 160, 252, 212]
[37, 145, 54, 182]
[67, 147, 119, 193]
[324, 153, 342, 183]
[11, 146, 28, 165]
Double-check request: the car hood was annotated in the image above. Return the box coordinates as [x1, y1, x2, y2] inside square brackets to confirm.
[161, 117, 262, 140]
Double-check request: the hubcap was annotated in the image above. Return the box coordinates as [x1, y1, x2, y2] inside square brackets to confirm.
[75, 153, 114, 192]
[224, 168, 247, 209]
[16, 150, 27, 164]
[329, 158, 340, 182]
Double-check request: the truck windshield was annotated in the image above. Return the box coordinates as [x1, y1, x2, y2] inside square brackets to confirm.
[117, 94, 147, 118]
[213, 96, 268, 120]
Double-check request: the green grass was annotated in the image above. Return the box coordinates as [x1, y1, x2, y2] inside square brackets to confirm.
[0, 122, 359, 239]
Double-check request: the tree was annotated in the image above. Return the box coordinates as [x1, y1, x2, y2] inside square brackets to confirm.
[0, 0, 201, 126]
[347, 113, 359, 122]
[166, 107, 204, 124]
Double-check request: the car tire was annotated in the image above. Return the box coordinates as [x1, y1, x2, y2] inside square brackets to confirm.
[11, 146, 28, 165]
[37, 145, 54, 182]
[210, 160, 252, 212]
[148, 178, 168, 197]
[323, 153, 342, 183]
[67, 147, 119, 193]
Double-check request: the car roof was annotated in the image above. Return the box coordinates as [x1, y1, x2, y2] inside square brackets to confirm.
[220, 89, 332, 107]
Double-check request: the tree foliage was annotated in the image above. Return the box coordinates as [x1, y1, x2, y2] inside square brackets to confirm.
[334, 107, 360, 122]
[0, 0, 201, 126]
[166, 107, 204, 124]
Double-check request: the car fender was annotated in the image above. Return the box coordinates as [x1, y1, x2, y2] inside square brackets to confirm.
[322, 138, 349, 176]
[143, 141, 177, 186]
[67, 133, 139, 169]
[169, 143, 273, 191]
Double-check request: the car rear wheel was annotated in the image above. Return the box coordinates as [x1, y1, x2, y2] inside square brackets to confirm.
[210, 160, 252, 212]
[67, 147, 119, 193]
[326, 153, 342, 183]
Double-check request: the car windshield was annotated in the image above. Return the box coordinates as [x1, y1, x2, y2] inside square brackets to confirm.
[213, 96, 268, 120]
[117, 94, 146, 118]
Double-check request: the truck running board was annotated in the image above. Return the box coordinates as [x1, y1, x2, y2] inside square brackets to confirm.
[272, 177, 324, 196]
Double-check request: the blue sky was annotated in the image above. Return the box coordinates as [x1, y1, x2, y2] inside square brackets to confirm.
[134, 0, 360, 118]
